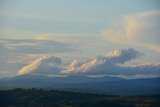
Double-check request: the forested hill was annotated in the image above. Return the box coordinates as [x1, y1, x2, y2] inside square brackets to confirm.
[0, 88, 160, 107]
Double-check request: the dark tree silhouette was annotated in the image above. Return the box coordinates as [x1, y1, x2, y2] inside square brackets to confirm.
[0, 88, 159, 107]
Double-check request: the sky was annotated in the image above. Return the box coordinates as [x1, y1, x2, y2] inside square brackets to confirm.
[0, 0, 160, 78]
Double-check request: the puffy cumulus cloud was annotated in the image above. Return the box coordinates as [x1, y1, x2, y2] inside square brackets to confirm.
[16, 48, 160, 77]
[64, 57, 106, 74]
[17, 56, 62, 75]
[106, 48, 142, 65]
[102, 10, 160, 52]
[63, 48, 160, 76]
[0, 38, 79, 77]
[63, 48, 142, 74]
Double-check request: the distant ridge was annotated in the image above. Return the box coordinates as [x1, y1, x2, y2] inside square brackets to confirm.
[0, 74, 160, 95]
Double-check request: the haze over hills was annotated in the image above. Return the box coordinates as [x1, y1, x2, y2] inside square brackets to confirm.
[0, 74, 124, 87]
[0, 74, 159, 95]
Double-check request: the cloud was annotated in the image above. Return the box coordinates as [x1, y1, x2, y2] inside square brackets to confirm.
[0, 38, 79, 77]
[102, 10, 160, 52]
[17, 56, 62, 75]
[15, 48, 160, 77]
[63, 48, 160, 76]
[63, 48, 142, 74]
[35, 34, 50, 40]
[106, 48, 142, 65]
[0, 38, 77, 54]
[18, 48, 143, 75]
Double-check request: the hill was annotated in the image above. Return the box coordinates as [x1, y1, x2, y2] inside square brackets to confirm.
[0, 74, 160, 95]
[0, 88, 160, 107]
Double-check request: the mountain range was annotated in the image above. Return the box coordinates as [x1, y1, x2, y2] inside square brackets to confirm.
[0, 74, 160, 95]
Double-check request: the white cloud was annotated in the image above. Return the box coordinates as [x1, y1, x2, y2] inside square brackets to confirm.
[0, 38, 78, 77]
[106, 48, 142, 65]
[63, 48, 141, 74]
[17, 56, 62, 75]
[63, 48, 160, 76]
[102, 10, 160, 52]
[15, 48, 160, 77]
